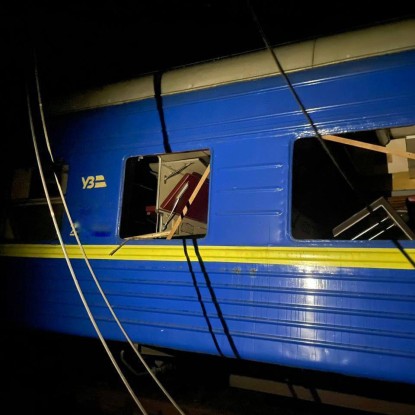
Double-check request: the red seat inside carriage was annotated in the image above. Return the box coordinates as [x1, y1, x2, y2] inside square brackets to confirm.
[158, 172, 209, 223]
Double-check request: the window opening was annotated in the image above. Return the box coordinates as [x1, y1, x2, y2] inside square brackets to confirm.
[119, 149, 210, 240]
[1, 162, 68, 242]
[292, 126, 415, 240]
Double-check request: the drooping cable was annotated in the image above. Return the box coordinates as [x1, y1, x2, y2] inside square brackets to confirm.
[182, 238, 224, 357]
[192, 238, 241, 359]
[154, 71, 172, 153]
[247, 2, 415, 267]
[26, 89, 149, 415]
[32, 57, 186, 415]
[247, 1, 361, 200]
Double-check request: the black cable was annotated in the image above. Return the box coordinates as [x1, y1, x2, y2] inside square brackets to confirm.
[246, 0, 364, 203]
[153, 71, 172, 153]
[182, 238, 224, 357]
[247, 2, 415, 264]
[192, 238, 241, 359]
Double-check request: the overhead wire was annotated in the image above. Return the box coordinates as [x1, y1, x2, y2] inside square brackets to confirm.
[31, 54, 186, 415]
[26, 89, 149, 415]
[247, 1, 415, 268]
[28, 7, 415, 412]
[246, 0, 361, 200]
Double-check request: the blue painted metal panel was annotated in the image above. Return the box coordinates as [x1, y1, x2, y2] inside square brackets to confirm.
[50, 50, 415, 247]
[4, 255, 415, 383]
[3, 49, 415, 385]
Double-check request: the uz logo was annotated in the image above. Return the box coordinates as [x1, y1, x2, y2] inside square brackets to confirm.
[82, 175, 107, 189]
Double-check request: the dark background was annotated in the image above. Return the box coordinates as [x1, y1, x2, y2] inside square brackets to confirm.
[2, 3, 415, 413]
[4, 2, 415, 98]
[3, 1, 414, 160]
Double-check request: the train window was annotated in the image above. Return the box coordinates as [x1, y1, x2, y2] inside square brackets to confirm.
[119, 149, 210, 240]
[1, 163, 68, 242]
[291, 126, 415, 240]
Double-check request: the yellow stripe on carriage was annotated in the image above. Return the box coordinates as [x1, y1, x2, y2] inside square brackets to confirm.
[1, 243, 415, 270]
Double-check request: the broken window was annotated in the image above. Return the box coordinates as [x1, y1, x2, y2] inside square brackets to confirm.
[291, 126, 415, 240]
[1, 163, 68, 242]
[119, 149, 210, 240]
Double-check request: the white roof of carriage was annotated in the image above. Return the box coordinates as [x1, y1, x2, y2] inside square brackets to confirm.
[50, 18, 415, 114]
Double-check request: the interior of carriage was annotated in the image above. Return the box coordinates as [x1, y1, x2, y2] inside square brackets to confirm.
[3, 126, 415, 243]
[291, 125, 415, 240]
[119, 149, 211, 240]
[1, 162, 68, 242]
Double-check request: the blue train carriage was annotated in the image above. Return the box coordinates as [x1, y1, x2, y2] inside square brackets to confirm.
[1, 18, 415, 385]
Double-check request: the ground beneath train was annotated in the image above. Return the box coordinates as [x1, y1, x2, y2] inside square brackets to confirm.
[3, 327, 414, 415]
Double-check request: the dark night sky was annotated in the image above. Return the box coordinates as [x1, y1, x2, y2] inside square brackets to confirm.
[1, 5, 415, 412]
[2, 1, 415, 157]
[4, 2, 415, 92]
